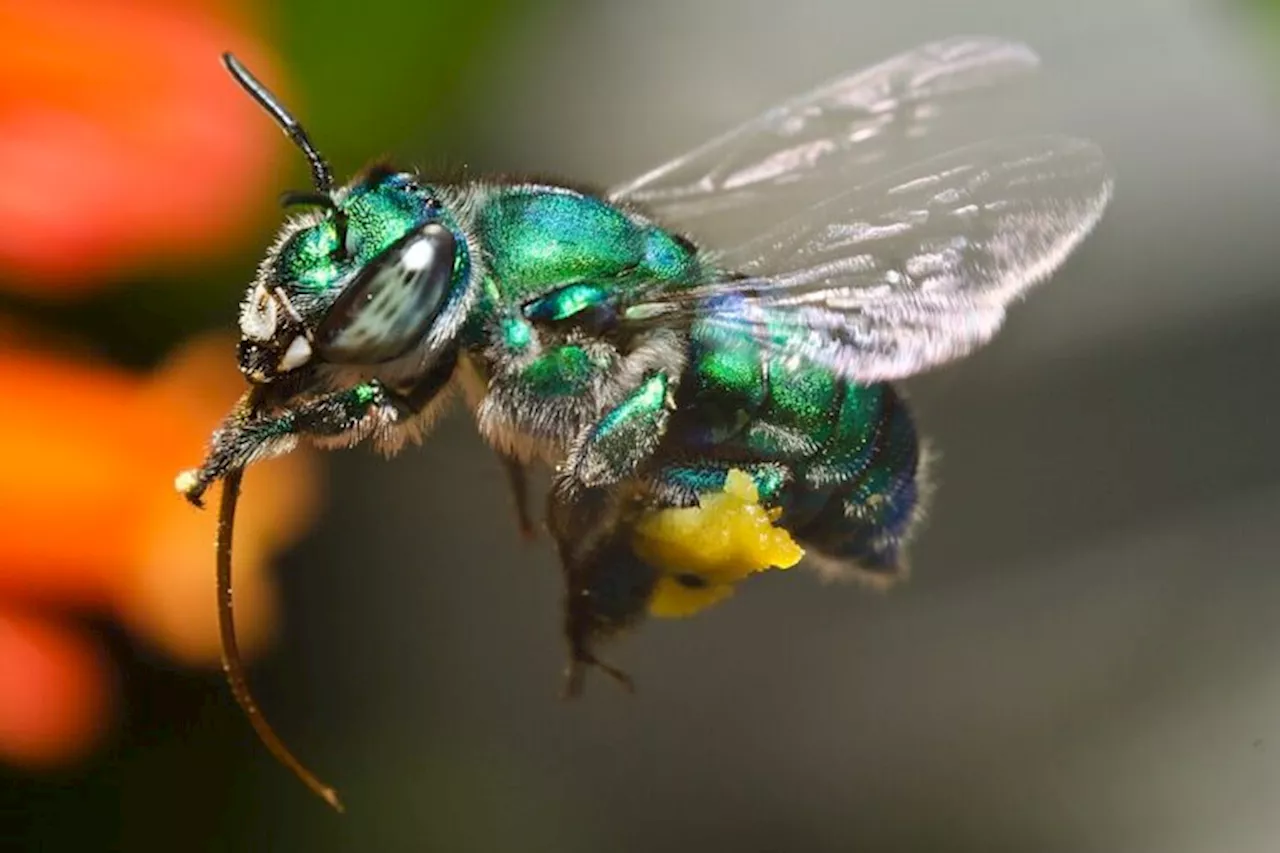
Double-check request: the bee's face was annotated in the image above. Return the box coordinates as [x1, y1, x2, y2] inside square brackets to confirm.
[236, 170, 462, 383]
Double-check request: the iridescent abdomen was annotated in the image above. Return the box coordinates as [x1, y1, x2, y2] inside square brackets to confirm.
[656, 334, 923, 578]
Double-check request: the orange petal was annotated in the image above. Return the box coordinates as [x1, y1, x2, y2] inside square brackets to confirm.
[118, 336, 320, 665]
[0, 0, 282, 291]
[0, 607, 110, 767]
[0, 333, 320, 667]
[0, 345, 152, 605]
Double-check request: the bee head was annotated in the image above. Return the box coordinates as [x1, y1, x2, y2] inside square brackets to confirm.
[223, 54, 467, 385]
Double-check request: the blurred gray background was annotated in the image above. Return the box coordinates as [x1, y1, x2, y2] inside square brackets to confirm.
[76, 1, 1280, 850]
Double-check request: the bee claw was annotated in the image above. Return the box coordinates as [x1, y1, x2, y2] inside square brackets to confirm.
[175, 468, 209, 508]
[603, 662, 636, 695]
[561, 653, 635, 699]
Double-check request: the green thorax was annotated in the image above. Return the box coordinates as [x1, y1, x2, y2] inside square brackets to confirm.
[471, 184, 705, 310]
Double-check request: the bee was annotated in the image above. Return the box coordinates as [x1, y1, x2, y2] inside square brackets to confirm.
[178, 37, 1112, 809]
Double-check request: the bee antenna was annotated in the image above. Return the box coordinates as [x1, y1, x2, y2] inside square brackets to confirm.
[222, 52, 334, 194]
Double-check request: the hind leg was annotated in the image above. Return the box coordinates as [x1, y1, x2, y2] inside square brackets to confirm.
[546, 457, 798, 695]
[648, 453, 923, 589]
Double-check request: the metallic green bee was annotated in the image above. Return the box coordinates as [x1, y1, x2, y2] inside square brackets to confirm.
[179, 37, 1111, 808]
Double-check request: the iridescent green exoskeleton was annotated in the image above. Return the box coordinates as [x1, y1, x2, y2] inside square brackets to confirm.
[180, 39, 1112, 808]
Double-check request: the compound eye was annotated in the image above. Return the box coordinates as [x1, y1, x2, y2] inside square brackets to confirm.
[314, 223, 457, 364]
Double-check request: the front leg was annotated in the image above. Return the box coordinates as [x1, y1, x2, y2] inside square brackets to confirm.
[177, 381, 408, 507]
[179, 354, 457, 509]
[180, 352, 458, 506]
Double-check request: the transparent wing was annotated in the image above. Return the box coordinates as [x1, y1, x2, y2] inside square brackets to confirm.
[622, 135, 1113, 383]
[610, 36, 1045, 246]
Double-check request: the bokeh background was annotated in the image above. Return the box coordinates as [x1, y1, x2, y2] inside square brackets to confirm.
[3, 0, 1280, 850]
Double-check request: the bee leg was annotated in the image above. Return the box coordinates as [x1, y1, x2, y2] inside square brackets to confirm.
[179, 376, 446, 508]
[547, 479, 657, 697]
[567, 370, 676, 489]
[543, 369, 683, 693]
[562, 650, 635, 699]
[498, 454, 537, 540]
[179, 384, 372, 505]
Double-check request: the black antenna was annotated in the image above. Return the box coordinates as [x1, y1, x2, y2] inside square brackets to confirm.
[222, 52, 334, 193]
[224, 52, 349, 255]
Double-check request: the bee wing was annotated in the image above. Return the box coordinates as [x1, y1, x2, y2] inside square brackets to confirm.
[610, 36, 1045, 246]
[622, 135, 1112, 383]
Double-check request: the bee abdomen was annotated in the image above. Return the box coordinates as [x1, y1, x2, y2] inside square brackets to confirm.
[787, 387, 924, 582]
[661, 340, 925, 581]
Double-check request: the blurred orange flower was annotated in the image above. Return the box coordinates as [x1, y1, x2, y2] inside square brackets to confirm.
[0, 0, 317, 769]
[0, 609, 107, 767]
[0, 335, 319, 766]
[0, 0, 281, 292]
